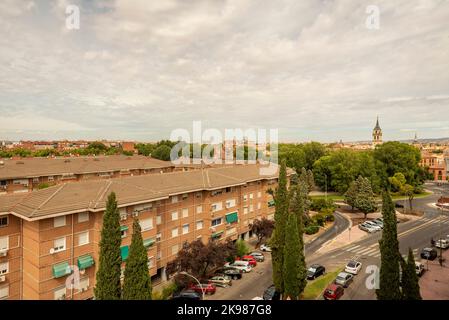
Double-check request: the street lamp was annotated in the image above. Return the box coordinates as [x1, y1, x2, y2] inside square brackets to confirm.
[179, 271, 205, 300]
[324, 173, 328, 203]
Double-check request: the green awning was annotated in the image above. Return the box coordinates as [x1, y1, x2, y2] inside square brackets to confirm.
[121, 246, 129, 261]
[143, 238, 155, 248]
[225, 212, 238, 224]
[120, 225, 129, 232]
[77, 254, 94, 270]
[52, 262, 71, 278]
[211, 231, 224, 239]
[268, 200, 275, 207]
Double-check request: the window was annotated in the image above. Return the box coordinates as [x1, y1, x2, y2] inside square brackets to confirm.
[171, 245, 179, 255]
[211, 190, 223, 196]
[249, 193, 254, 199]
[182, 224, 189, 234]
[196, 220, 203, 230]
[182, 208, 189, 218]
[225, 199, 236, 208]
[0, 262, 8, 275]
[182, 194, 188, 200]
[196, 205, 203, 214]
[0, 236, 8, 251]
[54, 237, 66, 252]
[140, 218, 153, 231]
[78, 212, 89, 223]
[195, 192, 202, 199]
[78, 278, 89, 292]
[32, 177, 39, 184]
[211, 218, 222, 227]
[48, 176, 54, 182]
[157, 251, 162, 260]
[257, 202, 261, 210]
[156, 215, 162, 225]
[171, 196, 178, 204]
[134, 203, 152, 214]
[0, 216, 8, 228]
[147, 256, 155, 269]
[211, 202, 222, 212]
[243, 194, 248, 202]
[54, 287, 66, 300]
[171, 211, 178, 221]
[171, 228, 179, 238]
[0, 286, 9, 300]
[78, 231, 89, 246]
[54, 216, 66, 228]
[156, 233, 162, 242]
[243, 207, 248, 215]
[121, 228, 127, 238]
[119, 208, 127, 221]
[257, 191, 262, 198]
[225, 187, 232, 193]
[249, 204, 254, 212]
[13, 179, 28, 186]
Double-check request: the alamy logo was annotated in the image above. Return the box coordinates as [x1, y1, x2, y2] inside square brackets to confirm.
[65, 5, 80, 30]
[170, 121, 279, 175]
[365, 5, 380, 30]
[365, 265, 380, 290]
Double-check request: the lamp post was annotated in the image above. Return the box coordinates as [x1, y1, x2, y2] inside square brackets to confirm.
[324, 173, 328, 203]
[179, 271, 205, 300]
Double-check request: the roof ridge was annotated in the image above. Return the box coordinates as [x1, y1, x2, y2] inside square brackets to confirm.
[93, 180, 113, 209]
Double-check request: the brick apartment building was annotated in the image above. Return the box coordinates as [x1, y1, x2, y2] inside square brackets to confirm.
[420, 151, 448, 182]
[0, 155, 178, 195]
[0, 163, 286, 300]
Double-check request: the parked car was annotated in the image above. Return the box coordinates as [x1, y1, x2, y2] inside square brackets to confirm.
[248, 252, 265, 262]
[435, 239, 449, 249]
[235, 256, 257, 267]
[345, 260, 362, 275]
[188, 283, 216, 295]
[323, 284, 344, 300]
[224, 261, 252, 273]
[216, 268, 243, 280]
[171, 290, 202, 300]
[358, 223, 377, 233]
[415, 262, 425, 276]
[363, 221, 382, 231]
[395, 203, 404, 208]
[209, 275, 232, 287]
[263, 285, 280, 300]
[420, 247, 438, 260]
[307, 264, 326, 280]
[260, 244, 272, 252]
[252, 296, 264, 300]
[370, 219, 384, 228]
[334, 272, 354, 288]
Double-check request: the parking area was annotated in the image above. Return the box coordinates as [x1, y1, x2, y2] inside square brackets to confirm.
[420, 248, 449, 299]
[206, 252, 273, 300]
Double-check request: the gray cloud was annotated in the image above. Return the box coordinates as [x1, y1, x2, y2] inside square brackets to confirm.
[0, 0, 449, 142]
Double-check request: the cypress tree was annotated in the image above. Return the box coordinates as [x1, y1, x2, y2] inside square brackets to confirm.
[376, 191, 402, 300]
[291, 184, 307, 297]
[400, 248, 422, 300]
[283, 212, 302, 300]
[122, 218, 152, 300]
[94, 192, 122, 300]
[271, 159, 289, 295]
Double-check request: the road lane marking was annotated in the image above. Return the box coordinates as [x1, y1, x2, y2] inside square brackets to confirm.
[363, 248, 378, 256]
[346, 245, 361, 251]
[397, 216, 449, 239]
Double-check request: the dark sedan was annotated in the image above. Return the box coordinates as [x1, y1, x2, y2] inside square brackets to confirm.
[307, 264, 326, 280]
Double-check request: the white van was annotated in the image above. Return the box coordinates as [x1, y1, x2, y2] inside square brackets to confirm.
[225, 261, 252, 273]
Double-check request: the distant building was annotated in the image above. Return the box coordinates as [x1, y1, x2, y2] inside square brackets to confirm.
[121, 141, 136, 153]
[372, 116, 383, 146]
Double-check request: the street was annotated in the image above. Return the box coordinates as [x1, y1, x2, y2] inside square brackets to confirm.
[209, 183, 449, 300]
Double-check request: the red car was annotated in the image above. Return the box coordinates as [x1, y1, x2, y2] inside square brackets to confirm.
[323, 283, 344, 300]
[235, 256, 257, 267]
[188, 283, 216, 295]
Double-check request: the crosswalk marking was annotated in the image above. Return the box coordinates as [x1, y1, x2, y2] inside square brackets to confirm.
[346, 245, 361, 251]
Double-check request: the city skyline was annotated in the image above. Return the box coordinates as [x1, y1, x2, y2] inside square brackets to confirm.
[1, 1, 449, 142]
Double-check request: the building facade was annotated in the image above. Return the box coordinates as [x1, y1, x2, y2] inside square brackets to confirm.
[0, 164, 284, 300]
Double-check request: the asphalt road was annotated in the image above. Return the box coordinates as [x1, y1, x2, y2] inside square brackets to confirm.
[209, 183, 449, 300]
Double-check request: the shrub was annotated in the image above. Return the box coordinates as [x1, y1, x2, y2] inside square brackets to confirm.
[311, 198, 336, 211]
[305, 225, 319, 235]
[313, 214, 326, 227]
[325, 214, 335, 222]
[37, 182, 50, 190]
[161, 282, 178, 300]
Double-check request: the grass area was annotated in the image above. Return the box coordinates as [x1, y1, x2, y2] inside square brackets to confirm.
[390, 191, 432, 200]
[302, 268, 343, 300]
[309, 195, 345, 201]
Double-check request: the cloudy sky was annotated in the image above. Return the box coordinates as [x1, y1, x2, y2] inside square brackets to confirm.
[1, 0, 449, 143]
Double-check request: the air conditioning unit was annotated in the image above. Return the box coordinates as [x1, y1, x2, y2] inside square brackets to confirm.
[0, 249, 8, 257]
[49, 248, 55, 254]
[0, 275, 6, 282]
[79, 269, 86, 275]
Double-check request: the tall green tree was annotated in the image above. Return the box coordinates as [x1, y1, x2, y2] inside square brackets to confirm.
[291, 184, 307, 297]
[122, 219, 152, 300]
[344, 180, 358, 211]
[400, 248, 422, 300]
[354, 176, 377, 219]
[376, 191, 402, 300]
[94, 192, 122, 300]
[236, 239, 249, 257]
[271, 159, 289, 295]
[282, 212, 303, 300]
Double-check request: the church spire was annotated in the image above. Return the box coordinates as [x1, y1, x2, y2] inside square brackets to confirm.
[372, 116, 382, 146]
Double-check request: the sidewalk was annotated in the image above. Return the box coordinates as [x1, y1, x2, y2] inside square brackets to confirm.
[420, 249, 449, 300]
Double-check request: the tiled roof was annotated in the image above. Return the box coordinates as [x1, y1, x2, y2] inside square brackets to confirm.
[0, 155, 172, 180]
[1, 163, 287, 220]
